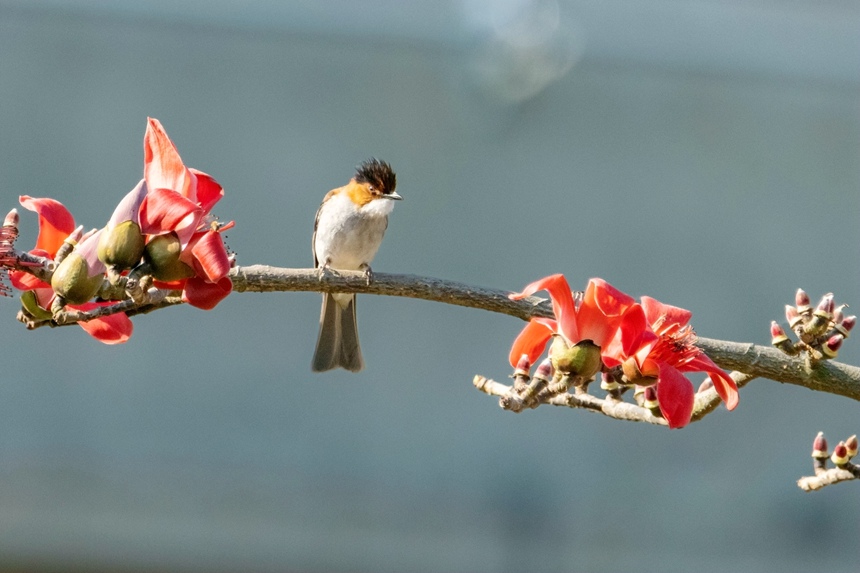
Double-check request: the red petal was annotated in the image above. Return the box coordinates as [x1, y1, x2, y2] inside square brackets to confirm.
[144, 117, 194, 198]
[509, 319, 555, 368]
[641, 295, 692, 328]
[9, 270, 49, 291]
[655, 362, 694, 429]
[683, 353, 739, 410]
[182, 276, 232, 310]
[577, 278, 636, 347]
[139, 188, 202, 246]
[186, 230, 230, 282]
[510, 274, 579, 342]
[602, 303, 654, 368]
[152, 278, 187, 290]
[19, 196, 75, 257]
[71, 302, 133, 344]
[189, 168, 223, 215]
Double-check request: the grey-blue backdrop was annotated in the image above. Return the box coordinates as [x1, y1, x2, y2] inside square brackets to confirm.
[0, 2, 858, 571]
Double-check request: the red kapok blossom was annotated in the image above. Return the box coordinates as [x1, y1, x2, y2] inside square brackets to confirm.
[610, 296, 739, 428]
[138, 118, 225, 247]
[137, 118, 232, 310]
[8, 197, 133, 344]
[507, 274, 640, 368]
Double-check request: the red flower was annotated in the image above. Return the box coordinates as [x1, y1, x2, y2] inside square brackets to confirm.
[611, 296, 739, 428]
[508, 274, 640, 368]
[9, 196, 132, 344]
[137, 118, 232, 309]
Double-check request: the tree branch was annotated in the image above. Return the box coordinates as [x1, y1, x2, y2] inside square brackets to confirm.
[229, 265, 860, 401]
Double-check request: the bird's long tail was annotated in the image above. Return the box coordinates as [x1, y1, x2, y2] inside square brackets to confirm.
[312, 293, 364, 372]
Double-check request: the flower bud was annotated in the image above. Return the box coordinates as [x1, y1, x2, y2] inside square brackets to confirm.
[50, 229, 105, 305]
[512, 354, 531, 393]
[806, 294, 835, 337]
[51, 252, 104, 304]
[835, 315, 855, 338]
[144, 233, 195, 281]
[820, 334, 843, 359]
[770, 321, 797, 355]
[795, 288, 811, 314]
[845, 435, 858, 459]
[3, 208, 19, 228]
[54, 225, 84, 264]
[831, 441, 849, 466]
[621, 357, 657, 387]
[19, 290, 53, 321]
[513, 354, 531, 377]
[532, 358, 553, 383]
[770, 321, 789, 344]
[833, 305, 845, 325]
[98, 220, 145, 270]
[520, 358, 552, 405]
[811, 432, 828, 459]
[784, 306, 802, 330]
[551, 338, 602, 379]
[642, 386, 660, 411]
[600, 372, 620, 392]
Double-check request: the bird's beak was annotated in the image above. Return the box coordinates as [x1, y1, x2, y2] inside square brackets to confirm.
[386, 192, 403, 200]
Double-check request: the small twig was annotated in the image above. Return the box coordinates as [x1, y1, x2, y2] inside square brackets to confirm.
[797, 467, 860, 492]
[691, 372, 756, 422]
[52, 289, 180, 325]
[474, 374, 671, 426]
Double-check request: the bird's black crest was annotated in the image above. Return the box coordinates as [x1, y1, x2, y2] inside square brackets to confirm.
[354, 158, 397, 195]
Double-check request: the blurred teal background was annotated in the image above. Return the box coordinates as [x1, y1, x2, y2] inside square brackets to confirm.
[0, 1, 859, 571]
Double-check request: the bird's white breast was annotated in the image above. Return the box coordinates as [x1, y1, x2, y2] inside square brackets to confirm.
[314, 192, 394, 271]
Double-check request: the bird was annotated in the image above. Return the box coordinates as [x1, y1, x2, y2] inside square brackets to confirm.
[311, 158, 401, 372]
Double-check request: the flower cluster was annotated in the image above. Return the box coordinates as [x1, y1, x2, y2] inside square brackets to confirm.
[508, 274, 739, 428]
[770, 289, 854, 361]
[3, 118, 233, 344]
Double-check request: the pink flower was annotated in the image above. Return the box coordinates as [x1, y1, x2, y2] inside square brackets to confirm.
[9, 196, 132, 344]
[137, 118, 232, 309]
[610, 296, 739, 428]
[508, 274, 640, 368]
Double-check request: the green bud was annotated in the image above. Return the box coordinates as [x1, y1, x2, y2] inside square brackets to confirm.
[98, 220, 145, 270]
[551, 338, 602, 379]
[144, 233, 195, 281]
[50, 252, 104, 304]
[621, 357, 658, 387]
[20, 290, 53, 321]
